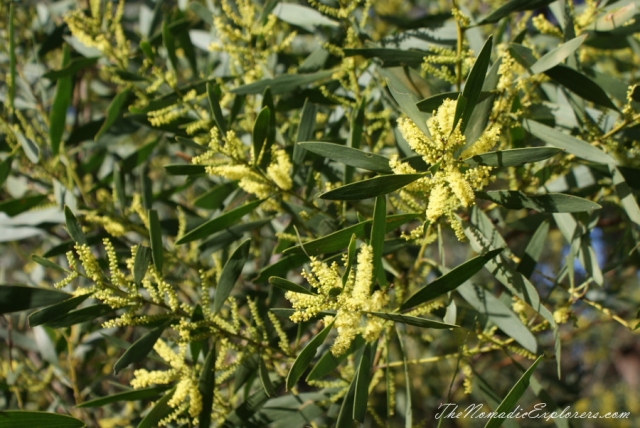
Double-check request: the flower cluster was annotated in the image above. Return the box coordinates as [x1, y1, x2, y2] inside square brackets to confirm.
[285, 244, 388, 356]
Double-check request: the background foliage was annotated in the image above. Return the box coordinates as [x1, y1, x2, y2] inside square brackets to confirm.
[1, 0, 640, 427]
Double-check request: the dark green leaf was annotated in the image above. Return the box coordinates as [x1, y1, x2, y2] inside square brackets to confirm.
[522, 119, 617, 164]
[162, 19, 179, 72]
[0, 411, 85, 428]
[463, 147, 563, 167]
[400, 249, 503, 311]
[544, 65, 618, 110]
[121, 139, 159, 173]
[198, 344, 216, 428]
[177, 199, 263, 245]
[31, 255, 67, 273]
[529, 35, 587, 74]
[113, 164, 126, 212]
[207, 83, 227, 135]
[269, 276, 317, 296]
[64, 206, 87, 245]
[319, 173, 425, 200]
[366, 312, 459, 329]
[148, 209, 163, 272]
[28, 294, 91, 327]
[476, 191, 601, 212]
[44, 304, 115, 328]
[114, 320, 172, 374]
[610, 165, 640, 226]
[258, 358, 276, 397]
[77, 386, 170, 408]
[386, 76, 431, 139]
[286, 320, 334, 390]
[253, 254, 307, 283]
[344, 48, 426, 67]
[163, 164, 206, 175]
[270, 308, 335, 319]
[293, 99, 318, 165]
[49, 44, 72, 155]
[299, 142, 392, 173]
[458, 282, 538, 353]
[477, 0, 554, 24]
[0, 156, 13, 187]
[283, 213, 419, 255]
[353, 343, 374, 423]
[95, 89, 131, 140]
[306, 336, 365, 382]
[43, 56, 99, 80]
[132, 246, 150, 287]
[253, 107, 271, 165]
[455, 36, 493, 134]
[213, 239, 251, 315]
[517, 220, 550, 278]
[299, 46, 330, 73]
[0, 195, 47, 218]
[0, 285, 70, 315]
[194, 182, 237, 210]
[370, 196, 387, 288]
[484, 356, 543, 428]
[231, 70, 334, 95]
[416, 91, 494, 113]
[137, 387, 176, 428]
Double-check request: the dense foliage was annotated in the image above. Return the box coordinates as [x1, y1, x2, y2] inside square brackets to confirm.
[1, 0, 640, 427]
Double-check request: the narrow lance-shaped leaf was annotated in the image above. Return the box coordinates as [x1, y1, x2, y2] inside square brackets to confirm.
[367, 312, 459, 329]
[252, 106, 271, 166]
[286, 319, 335, 390]
[370, 196, 387, 288]
[342, 233, 358, 286]
[77, 386, 170, 408]
[44, 304, 115, 328]
[293, 99, 318, 165]
[319, 173, 425, 201]
[0, 286, 71, 315]
[258, 358, 276, 397]
[148, 209, 163, 273]
[206, 82, 227, 135]
[345, 98, 366, 184]
[260, 87, 276, 169]
[610, 164, 640, 226]
[176, 199, 263, 245]
[137, 387, 177, 428]
[353, 343, 374, 423]
[529, 34, 587, 74]
[463, 147, 563, 168]
[114, 319, 172, 374]
[299, 142, 392, 173]
[396, 325, 412, 428]
[386, 77, 431, 139]
[269, 276, 317, 296]
[133, 246, 152, 285]
[212, 239, 251, 315]
[400, 249, 503, 311]
[31, 255, 67, 273]
[476, 191, 602, 213]
[0, 411, 86, 428]
[307, 336, 365, 382]
[517, 220, 550, 278]
[484, 356, 543, 428]
[49, 44, 72, 155]
[65, 205, 87, 245]
[0, 156, 13, 187]
[95, 89, 131, 140]
[162, 19, 179, 72]
[198, 344, 216, 427]
[28, 293, 91, 327]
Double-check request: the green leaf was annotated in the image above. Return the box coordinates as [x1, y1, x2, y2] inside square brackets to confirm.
[396, 326, 412, 428]
[163, 164, 206, 175]
[253, 106, 271, 165]
[162, 19, 179, 72]
[477, 0, 554, 24]
[610, 165, 640, 226]
[177, 199, 263, 245]
[370, 196, 387, 288]
[77, 386, 170, 408]
[299, 142, 392, 173]
[544, 65, 618, 110]
[283, 213, 419, 255]
[0, 285, 71, 315]
[269, 276, 317, 296]
[148, 209, 163, 273]
[31, 255, 67, 273]
[137, 387, 176, 428]
[400, 249, 503, 311]
[44, 304, 115, 328]
[0, 194, 47, 218]
[522, 119, 617, 165]
[386, 76, 431, 139]
[286, 320, 334, 390]
[272, 3, 339, 31]
[353, 343, 374, 423]
[293, 99, 318, 165]
[28, 294, 91, 327]
[113, 164, 126, 212]
[306, 336, 365, 382]
[121, 139, 159, 173]
[114, 320, 172, 374]
[213, 239, 251, 315]
[194, 182, 237, 210]
[517, 220, 550, 278]
[416, 91, 493, 113]
[455, 36, 493, 134]
[258, 358, 276, 397]
[95, 89, 131, 140]
[319, 173, 425, 201]
[43, 56, 100, 80]
[64, 206, 87, 245]
[458, 282, 538, 353]
[198, 344, 216, 428]
[299, 46, 330, 73]
[529, 35, 587, 74]
[476, 191, 601, 212]
[342, 234, 358, 286]
[0, 156, 13, 187]
[260, 87, 277, 169]
[133, 246, 152, 285]
[484, 356, 543, 428]
[366, 312, 459, 329]
[231, 70, 334, 95]
[463, 147, 563, 167]
[344, 48, 426, 67]
[206, 83, 227, 135]
[254, 254, 307, 283]
[0, 411, 85, 428]
[49, 44, 72, 155]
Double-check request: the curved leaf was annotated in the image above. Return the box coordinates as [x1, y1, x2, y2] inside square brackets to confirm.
[114, 319, 172, 374]
[269, 276, 317, 296]
[198, 344, 216, 427]
[463, 147, 563, 167]
[137, 387, 176, 428]
[476, 191, 602, 213]
[319, 173, 425, 201]
[366, 312, 459, 329]
[49, 44, 72, 155]
[148, 209, 163, 272]
[0, 285, 71, 315]
[0, 411, 85, 428]
[299, 142, 392, 173]
[77, 386, 170, 408]
[212, 239, 251, 315]
[28, 293, 91, 327]
[286, 319, 334, 390]
[95, 89, 131, 140]
[529, 35, 587, 74]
